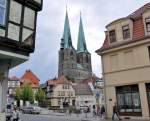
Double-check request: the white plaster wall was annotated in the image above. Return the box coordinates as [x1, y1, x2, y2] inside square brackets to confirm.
[34, 0, 41, 4]
[24, 7, 35, 29]
[8, 23, 20, 41]
[9, 0, 22, 24]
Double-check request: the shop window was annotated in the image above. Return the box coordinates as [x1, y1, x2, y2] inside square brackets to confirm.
[109, 30, 116, 43]
[148, 46, 150, 60]
[116, 84, 141, 115]
[0, 0, 6, 26]
[146, 83, 150, 110]
[145, 17, 150, 33]
[122, 25, 130, 39]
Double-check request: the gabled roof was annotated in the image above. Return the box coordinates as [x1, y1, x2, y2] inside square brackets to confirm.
[72, 83, 93, 95]
[21, 70, 40, 85]
[82, 74, 101, 84]
[96, 3, 150, 54]
[128, 3, 150, 19]
[77, 15, 88, 53]
[47, 75, 71, 86]
[9, 76, 20, 81]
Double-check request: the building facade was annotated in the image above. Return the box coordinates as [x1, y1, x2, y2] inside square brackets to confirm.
[58, 11, 92, 82]
[7, 76, 20, 103]
[96, 3, 150, 119]
[46, 75, 75, 107]
[72, 83, 95, 108]
[20, 70, 40, 94]
[0, 0, 42, 119]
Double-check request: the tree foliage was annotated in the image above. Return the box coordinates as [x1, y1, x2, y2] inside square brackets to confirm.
[21, 84, 34, 103]
[35, 88, 45, 102]
[15, 87, 22, 101]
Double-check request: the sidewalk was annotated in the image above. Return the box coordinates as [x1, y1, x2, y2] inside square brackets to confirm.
[0, 113, 5, 121]
[40, 108, 149, 121]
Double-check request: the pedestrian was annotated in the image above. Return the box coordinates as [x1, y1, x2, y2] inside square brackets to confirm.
[69, 106, 72, 116]
[12, 107, 20, 121]
[112, 102, 121, 120]
[97, 105, 100, 116]
[92, 105, 96, 117]
[100, 105, 105, 119]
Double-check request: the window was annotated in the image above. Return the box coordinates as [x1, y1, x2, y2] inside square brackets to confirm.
[77, 56, 80, 63]
[109, 30, 116, 43]
[122, 25, 130, 39]
[145, 17, 150, 33]
[58, 91, 61, 96]
[86, 55, 89, 63]
[0, 0, 6, 25]
[61, 91, 65, 96]
[148, 46, 150, 60]
[116, 85, 141, 115]
[70, 51, 74, 59]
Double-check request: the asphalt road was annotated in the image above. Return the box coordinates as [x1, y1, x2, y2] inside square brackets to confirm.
[20, 114, 98, 121]
[20, 113, 149, 121]
[20, 114, 66, 121]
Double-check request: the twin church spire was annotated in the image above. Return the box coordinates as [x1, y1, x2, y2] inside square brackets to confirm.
[61, 10, 88, 53]
[61, 11, 72, 49]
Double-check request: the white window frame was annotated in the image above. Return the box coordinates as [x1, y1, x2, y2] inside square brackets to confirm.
[0, 0, 6, 26]
[145, 17, 150, 33]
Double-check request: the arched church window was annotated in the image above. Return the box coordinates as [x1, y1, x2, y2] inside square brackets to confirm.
[70, 51, 74, 59]
[86, 55, 89, 63]
[77, 56, 80, 63]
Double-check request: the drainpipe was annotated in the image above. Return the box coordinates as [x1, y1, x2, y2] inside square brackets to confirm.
[101, 54, 108, 119]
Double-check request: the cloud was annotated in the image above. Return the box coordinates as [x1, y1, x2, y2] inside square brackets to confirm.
[9, 0, 150, 83]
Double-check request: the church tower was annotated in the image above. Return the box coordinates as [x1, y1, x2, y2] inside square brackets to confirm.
[58, 11, 77, 78]
[77, 15, 92, 72]
[58, 11, 92, 82]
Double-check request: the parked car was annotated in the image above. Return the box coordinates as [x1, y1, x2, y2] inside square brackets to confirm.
[6, 104, 13, 121]
[21, 106, 41, 114]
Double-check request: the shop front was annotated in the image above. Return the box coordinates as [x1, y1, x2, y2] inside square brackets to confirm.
[116, 84, 142, 116]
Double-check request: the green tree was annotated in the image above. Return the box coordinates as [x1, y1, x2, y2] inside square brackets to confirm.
[35, 88, 45, 103]
[15, 87, 22, 107]
[22, 84, 34, 105]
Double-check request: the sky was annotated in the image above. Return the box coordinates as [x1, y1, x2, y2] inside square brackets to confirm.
[9, 0, 150, 83]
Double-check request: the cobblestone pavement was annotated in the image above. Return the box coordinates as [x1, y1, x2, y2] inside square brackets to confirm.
[20, 113, 149, 121]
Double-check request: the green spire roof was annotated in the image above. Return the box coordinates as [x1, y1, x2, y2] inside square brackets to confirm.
[77, 15, 88, 53]
[61, 11, 73, 49]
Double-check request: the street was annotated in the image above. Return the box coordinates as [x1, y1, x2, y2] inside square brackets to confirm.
[19, 113, 149, 121]
[20, 113, 101, 121]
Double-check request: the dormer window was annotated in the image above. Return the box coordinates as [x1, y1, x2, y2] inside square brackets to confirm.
[109, 30, 116, 43]
[122, 25, 130, 39]
[145, 17, 150, 33]
[0, 0, 6, 26]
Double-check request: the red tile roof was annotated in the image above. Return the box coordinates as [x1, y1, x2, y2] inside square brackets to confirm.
[82, 75, 101, 84]
[9, 76, 20, 81]
[96, 3, 150, 53]
[47, 75, 71, 86]
[20, 70, 40, 87]
[128, 3, 150, 19]
[72, 84, 93, 95]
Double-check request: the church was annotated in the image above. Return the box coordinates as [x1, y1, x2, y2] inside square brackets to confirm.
[58, 11, 92, 82]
